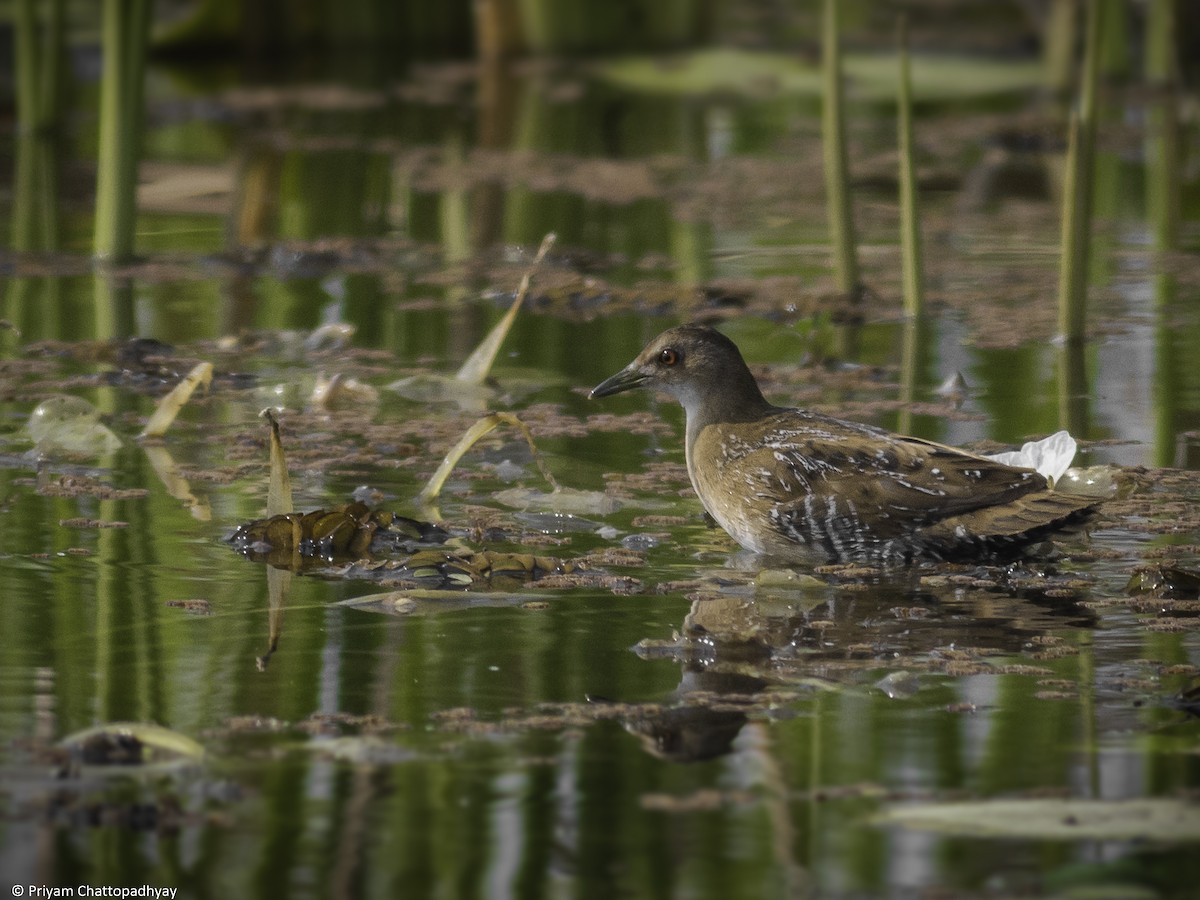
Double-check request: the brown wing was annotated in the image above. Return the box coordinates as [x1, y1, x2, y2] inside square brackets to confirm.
[707, 411, 1076, 554]
[763, 436, 1044, 537]
[699, 411, 1096, 559]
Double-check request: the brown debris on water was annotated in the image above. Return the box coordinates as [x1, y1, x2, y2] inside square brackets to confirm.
[230, 501, 449, 564]
[34, 476, 149, 502]
[165, 598, 213, 615]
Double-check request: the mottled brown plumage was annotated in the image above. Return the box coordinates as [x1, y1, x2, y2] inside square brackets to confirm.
[590, 324, 1097, 562]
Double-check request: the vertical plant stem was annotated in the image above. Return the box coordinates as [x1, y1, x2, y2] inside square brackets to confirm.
[13, 0, 63, 134]
[897, 316, 919, 437]
[1043, 0, 1077, 94]
[1097, 0, 1129, 79]
[40, 0, 65, 127]
[1079, 0, 1103, 126]
[1056, 340, 1089, 435]
[94, 0, 153, 262]
[1145, 0, 1178, 85]
[1056, 0, 1103, 344]
[897, 14, 923, 318]
[1146, 2, 1180, 464]
[14, 0, 39, 136]
[1056, 111, 1085, 342]
[474, 0, 525, 62]
[1146, 91, 1180, 254]
[821, 0, 858, 296]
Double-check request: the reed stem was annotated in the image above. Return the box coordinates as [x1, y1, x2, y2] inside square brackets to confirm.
[94, 0, 152, 262]
[1056, 0, 1103, 344]
[897, 14, 924, 318]
[821, 0, 859, 296]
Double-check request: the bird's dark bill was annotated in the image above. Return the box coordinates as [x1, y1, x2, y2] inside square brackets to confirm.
[589, 365, 648, 399]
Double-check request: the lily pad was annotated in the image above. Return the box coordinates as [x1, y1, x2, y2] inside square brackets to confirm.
[386, 373, 499, 409]
[493, 487, 626, 516]
[877, 798, 1200, 842]
[1057, 465, 1120, 498]
[339, 588, 549, 616]
[60, 722, 205, 772]
[597, 49, 1042, 102]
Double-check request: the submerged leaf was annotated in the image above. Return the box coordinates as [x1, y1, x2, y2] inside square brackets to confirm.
[597, 48, 1041, 101]
[310, 372, 379, 411]
[877, 798, 1200, 842]
[140, 361, 213, 437]
[27, 396, 122, 456]
[387, 370, 553, 411]
[387, 373, 498, 410]
[493, 487, 625, 516]
[1057, 465, 1120, 498]
[339, 588, 548, 617]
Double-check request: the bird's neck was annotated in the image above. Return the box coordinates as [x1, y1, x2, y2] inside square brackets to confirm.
[680, 370, 776, 459]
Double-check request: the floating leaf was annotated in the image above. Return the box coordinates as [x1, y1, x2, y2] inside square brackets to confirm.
[386, 373, 498, 410]
[339, 588, 549, 617]
[1057, 465, 1120, 498]
[493, 487, 625, 516]
[27, 396, 122, 456]
[597, 49, 821, 97]
[60, 722, 205, 769]
[387, 369, 554, 411]
[310, 372, 379, 411]
[304, 322, 356, 352]
[140, 361, 213, 438]
[597, 48, 1041, 102]
[877, 798, 1200, 842]
[1127, 564, 1200, 598]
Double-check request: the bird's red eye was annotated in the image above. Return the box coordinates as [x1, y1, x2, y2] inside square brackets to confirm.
[659, 348, 679, 366]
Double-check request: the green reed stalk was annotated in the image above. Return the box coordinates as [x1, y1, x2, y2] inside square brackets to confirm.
[821, 0, 859, 296]
[897, 15, 923, 318]
[1056, 112, 1085, 342]
[1043, 0, 1076, 94]
[14, 0, 39, 135]
[1056, 0, 1103, 344]
[94, 0, 152, 262]
[1145, 0, 1178, 85]
[475, 0, 524, 61]
[1145, 0, 1180, 465]
[1098, 0, 1129, 79]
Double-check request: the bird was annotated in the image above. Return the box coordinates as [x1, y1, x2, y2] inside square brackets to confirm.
[589, 324, 1097, 563]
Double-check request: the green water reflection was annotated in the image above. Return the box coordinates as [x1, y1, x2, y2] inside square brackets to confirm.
[3, 17, 1200, 900]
